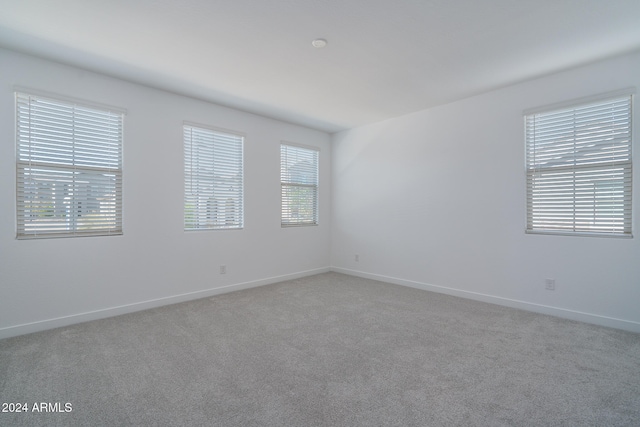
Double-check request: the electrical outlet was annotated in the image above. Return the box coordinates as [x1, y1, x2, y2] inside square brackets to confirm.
[544, 278, 555, 290]
[220, 265, 227, 274]
[355, 254, 359, 262]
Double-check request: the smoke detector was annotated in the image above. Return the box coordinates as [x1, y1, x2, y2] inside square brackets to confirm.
[311, 39, 328, 48]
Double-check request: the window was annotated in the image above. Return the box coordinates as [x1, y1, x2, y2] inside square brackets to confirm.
[184, 124, 244, 230]
[281, 143, 319, 226]
[525, 92, 633, 237]
[16, 92, 124, 239]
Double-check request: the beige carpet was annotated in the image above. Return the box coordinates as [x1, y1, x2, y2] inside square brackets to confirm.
[1, 272, 639, 426]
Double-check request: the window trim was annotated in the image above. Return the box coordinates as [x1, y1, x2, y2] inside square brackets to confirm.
[280, 142, 319, 227]
[524, 89, 634, 238]
[523, 87, 635, 117]
[13, 86, 127, 115]
[183, 122, 245, 231]
[15, 90, 125, 239]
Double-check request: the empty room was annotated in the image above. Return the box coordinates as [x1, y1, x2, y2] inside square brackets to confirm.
[1, 1, 639, 426]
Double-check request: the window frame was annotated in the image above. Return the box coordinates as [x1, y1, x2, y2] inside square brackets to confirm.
[524, 89, 634, 238]
[280, 142, 319, 227]
[15, 90, 125, 239]
[183, 122, 244, 231]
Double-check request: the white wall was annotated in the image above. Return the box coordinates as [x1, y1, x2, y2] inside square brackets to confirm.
[331, 51, 640, 332]
[0, 48, 331, 339]
[3, 47, 639, 339]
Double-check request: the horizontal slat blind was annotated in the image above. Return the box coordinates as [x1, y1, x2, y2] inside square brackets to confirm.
[16, 92, 123, 239]
[281, 144, 318, 226]
[184, 125, 243, 230]
[525, 95, 632, 236]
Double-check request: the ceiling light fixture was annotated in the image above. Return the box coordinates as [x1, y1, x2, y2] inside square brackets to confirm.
[311, 38, 328, 48]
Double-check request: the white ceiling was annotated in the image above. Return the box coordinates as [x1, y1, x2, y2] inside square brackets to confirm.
[1, 0, 640, 133]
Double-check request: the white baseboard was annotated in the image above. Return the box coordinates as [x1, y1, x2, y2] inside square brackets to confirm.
[331, 267, 640, 334]
[0, 267, 330, 340]
[4, 266, 637, 340]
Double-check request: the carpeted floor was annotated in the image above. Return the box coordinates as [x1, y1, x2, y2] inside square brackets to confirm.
[1, 272, 639, 426]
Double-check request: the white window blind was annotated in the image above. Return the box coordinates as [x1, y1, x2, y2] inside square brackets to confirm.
[16, 92, 123, 239]
[184, 125, 244, 230]
[525, 94, 633, 237]
[281, 144, 319, 226]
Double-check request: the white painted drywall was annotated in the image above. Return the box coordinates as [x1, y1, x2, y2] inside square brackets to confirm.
[0, 48, 331, 338]
[331, 51, 640, 332]
[2, 47, 639, 338]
